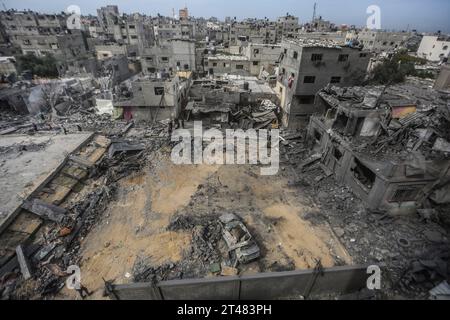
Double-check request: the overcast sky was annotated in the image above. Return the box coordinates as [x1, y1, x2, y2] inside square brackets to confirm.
[3, 0, 450, 32]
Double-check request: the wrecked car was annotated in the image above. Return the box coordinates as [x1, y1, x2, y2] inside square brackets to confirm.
[219, 213, 260, 265]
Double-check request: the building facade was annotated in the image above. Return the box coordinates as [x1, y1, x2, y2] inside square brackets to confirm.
[276, 39, 371, 128]
[417, 35, 450, 62]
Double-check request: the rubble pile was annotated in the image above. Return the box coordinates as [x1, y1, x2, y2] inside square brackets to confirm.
[132, 214, 223, 283]
[230, 99, 279, 129]
[0, 117, 171, 299]
[279, 81, 450, 299]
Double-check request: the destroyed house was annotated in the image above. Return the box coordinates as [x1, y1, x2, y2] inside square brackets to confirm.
[185, 77, 279, 129]
[113, 74, 191, 122]
[307, 83, 450, 215]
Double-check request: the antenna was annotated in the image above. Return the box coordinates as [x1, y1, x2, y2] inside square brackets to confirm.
[312, 2, 317, 23]
[2, 2, 7, 10]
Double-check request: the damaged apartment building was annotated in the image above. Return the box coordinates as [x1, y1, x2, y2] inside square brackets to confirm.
[141, 39, 196, 75]
[276, 39, 371, 128]
[0, 10, 97, 76]
[112, 72, 192, 121]
[306, 80, 450, 215]
[185, 75, 279, 129]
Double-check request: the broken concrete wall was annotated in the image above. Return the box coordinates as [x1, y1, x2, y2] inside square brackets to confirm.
[307, 116, 447, 215]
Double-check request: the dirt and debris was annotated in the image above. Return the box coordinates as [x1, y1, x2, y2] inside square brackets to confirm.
[1, 74, 449, 301]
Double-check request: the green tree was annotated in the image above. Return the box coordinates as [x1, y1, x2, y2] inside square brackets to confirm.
[370, 59, 406, 85]
[17, 53, 59, 78]
[370, 51, 433, 85]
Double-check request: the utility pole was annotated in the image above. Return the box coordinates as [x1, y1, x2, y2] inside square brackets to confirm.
[312, 2, 317, 24]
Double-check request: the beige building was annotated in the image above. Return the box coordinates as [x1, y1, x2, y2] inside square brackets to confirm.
[276, 39, 371, 128]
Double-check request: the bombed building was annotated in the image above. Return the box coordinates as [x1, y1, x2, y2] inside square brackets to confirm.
[307, 80, 450, 215]
[0, 2, 449, 304]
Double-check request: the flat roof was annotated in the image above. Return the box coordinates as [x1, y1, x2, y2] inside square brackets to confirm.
[0, 133, 93, 230]
[283, 38, 357, 49]
[208, 54, 249, 61]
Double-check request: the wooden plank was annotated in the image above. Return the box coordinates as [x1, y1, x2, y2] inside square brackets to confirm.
[69, 155, 94, 168]
[52, 175, 79, 189]
[62, 166, 87, 181]
[0, 244, 40, 276]
[16, 244, 32, 280]
[0, 229, 30, 252]
[87, 147, 107, 163]
[44, 185, 72, 205]
[93, 135, 111, 148]
[7, 211, 42, 235]
[21, 199, 66, 223]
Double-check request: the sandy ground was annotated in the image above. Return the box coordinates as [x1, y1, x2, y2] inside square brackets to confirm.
[58, 150, 351, 299]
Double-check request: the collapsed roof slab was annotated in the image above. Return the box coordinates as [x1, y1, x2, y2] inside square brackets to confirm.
[0, 133, 93, 233]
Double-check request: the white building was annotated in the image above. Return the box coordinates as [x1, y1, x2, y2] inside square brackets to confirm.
[357, 30, 411, 53]
[417, 35, 450, 62]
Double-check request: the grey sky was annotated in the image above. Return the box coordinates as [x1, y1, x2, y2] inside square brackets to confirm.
[2, 0, 450, 32]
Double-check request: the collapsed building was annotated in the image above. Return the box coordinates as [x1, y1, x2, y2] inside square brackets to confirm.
[185, 75, 279, 128]
[113, 72, 192, 122]
[306, 79, 450, 215]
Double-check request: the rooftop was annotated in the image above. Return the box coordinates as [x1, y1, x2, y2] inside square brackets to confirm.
[283, 38, 363, 50]
[0, 133, 93, 231]
[207, 54, 249, 61]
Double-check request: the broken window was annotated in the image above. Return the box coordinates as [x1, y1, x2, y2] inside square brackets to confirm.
[161, 57, 169, 62]
[351, 158, 376, 190]
[293, 51, 298, 59]
[147, 67, 156, 73]
[235, 65, 244, 70]
[304, 76, 315, 84]
[253, 61, 259, 66]
[313, 129, 322, 142]
[330, 76, 341, 84]
[253, 49, 260, 54]
[297, 95, 315, 104]
[154, 87, 164, 95]
[176, 61, 181, 66]
[359, 53, 368, 58]
[213, 62, 217, 67]
[311, 53, 323, 61]
[333, 113, 349, 133]
[184, 64, 189, 70]
[333, 147, 343, 161]
[390, 185, 423, 202]
[338, 54, 349, 62]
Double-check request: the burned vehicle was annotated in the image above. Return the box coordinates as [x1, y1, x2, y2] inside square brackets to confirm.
[219, 214, 260, 265]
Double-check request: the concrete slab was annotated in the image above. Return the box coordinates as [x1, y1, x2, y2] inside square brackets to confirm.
[0, 133, 93, 232]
